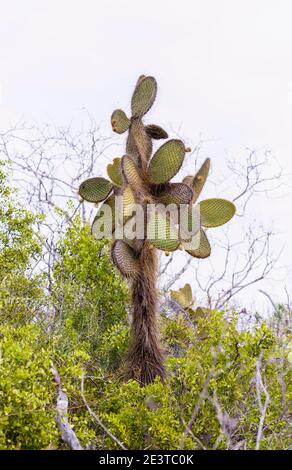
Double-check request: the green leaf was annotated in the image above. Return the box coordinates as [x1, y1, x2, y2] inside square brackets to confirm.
[107, 158, 123, 187]
[148, 139, 186, 184]
[111, 109, 131, 134]
[131, 76, 157, 117]
[183, 158, 210, 203]
[199, 198, 236, 227]
[111, 240, 141, 277]
[78, 177, 113, 203]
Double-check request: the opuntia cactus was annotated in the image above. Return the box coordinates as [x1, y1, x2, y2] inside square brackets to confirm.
[78, 75, 236, 385]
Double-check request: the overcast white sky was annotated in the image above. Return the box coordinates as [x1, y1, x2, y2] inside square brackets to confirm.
[0, 0, 291, 309]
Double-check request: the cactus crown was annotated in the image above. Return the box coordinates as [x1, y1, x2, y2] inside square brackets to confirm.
[78, 75, 236, 276]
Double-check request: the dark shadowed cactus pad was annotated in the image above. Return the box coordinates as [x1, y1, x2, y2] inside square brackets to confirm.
[154, 183, 193, 205]
[111, 240, 141, 277]
[199, 198, 236, 227]
[146, 124, 168, 140]
[131, 76, 157, 117]
[148, 139, 186, 184]
[78, 177, 113, 203]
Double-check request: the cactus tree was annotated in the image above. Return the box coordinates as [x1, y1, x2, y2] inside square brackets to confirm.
[78, 75, 236, 385]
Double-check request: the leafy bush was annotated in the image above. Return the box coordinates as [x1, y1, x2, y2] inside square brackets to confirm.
[0, 168, 291, 450]
[0, 322, 91, 449]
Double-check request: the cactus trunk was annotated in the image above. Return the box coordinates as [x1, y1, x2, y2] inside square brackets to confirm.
[125, 243, 166, 385]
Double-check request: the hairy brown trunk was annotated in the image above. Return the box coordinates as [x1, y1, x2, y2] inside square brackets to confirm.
[125, 243, 166, 385]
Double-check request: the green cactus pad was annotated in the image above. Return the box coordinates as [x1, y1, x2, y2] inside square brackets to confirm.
[146, 124, 168, 140]
[148, 139, 186, 184]
[154, 182, 193, 205]
[147, 209, 180, 251]
[179, 204, 201, 242]
[131, 76, 157, 117]
[199, 198, 236, 227]
[170, 283, 193, 309]
[185, 229, 211, 258]
[121, 155, 144, 192]
[122, 185, 136, 219]
[78, 177, 113, 203]
[111, 109, 131, 134]
[111, 240, 141, 277]
[91, 195, 115, 238]
[107, 158, 123, 187]
[183, 158, 210, 203]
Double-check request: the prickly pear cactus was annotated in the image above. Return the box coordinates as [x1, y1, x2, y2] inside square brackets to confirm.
[78, 75, 236, 385]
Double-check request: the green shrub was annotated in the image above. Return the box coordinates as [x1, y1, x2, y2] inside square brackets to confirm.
[0, 167, 290, 450]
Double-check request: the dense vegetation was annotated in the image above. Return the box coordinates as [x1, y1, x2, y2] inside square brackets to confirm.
[0, 168, 290, 450]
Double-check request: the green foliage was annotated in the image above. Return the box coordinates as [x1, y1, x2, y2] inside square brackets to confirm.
[0, 186, 291, 449]
[0, 167, 44, 325]
[52, 218, 129, 366]
[0, 154, 290, 450]
[0, 166, 41, 276]
[94, 311, 291, 450]
[0, 322, 91, 449]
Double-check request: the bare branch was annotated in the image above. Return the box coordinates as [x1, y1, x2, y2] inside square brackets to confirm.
[52, 365, 83, 450]
[255, 354, 270, 450]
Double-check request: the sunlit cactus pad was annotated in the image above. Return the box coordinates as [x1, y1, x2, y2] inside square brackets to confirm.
[147, 209, 180, 252]
[131, 76, 157, 117]
[78, 177, 113, 203]
[107, 158, 123, 187]
[199, 198, 236, 227]
[148, 139, 186, 184]
[111, 109, 131, 134]
[185, 229, 211, 258]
